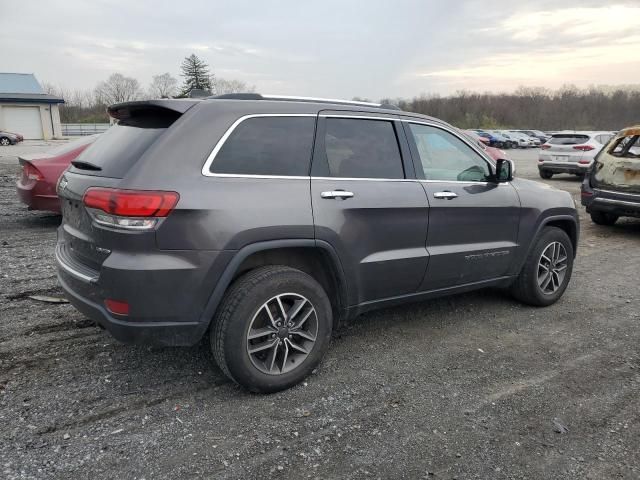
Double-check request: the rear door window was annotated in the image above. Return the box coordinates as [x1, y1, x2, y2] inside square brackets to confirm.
[322, 118, 404, 179]
[548, 134, 589, 145]
[211, 116, 316, 176]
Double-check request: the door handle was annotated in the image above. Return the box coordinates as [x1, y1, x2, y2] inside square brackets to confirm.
[321, 190, 354, 199]
[433, 191, 458, 200]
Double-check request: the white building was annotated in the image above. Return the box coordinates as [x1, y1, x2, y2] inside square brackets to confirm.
[0, 73, 64, 139]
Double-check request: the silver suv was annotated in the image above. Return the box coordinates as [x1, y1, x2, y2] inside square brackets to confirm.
[56, 94, 579, 392]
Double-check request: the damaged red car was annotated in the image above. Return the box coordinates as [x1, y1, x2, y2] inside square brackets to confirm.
[16, 135, 99, 213]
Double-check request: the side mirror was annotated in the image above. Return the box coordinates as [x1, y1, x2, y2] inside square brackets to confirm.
[495, 158, 514, 182]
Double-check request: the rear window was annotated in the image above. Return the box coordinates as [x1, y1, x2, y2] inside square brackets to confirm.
[548, 134, 589, 145]
[210, 117, 315, 176]
[70, 124, 166, 178]
[69, 107, 180, 178]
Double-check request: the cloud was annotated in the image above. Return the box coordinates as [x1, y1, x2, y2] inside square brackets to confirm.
[414, 5, 640, 90]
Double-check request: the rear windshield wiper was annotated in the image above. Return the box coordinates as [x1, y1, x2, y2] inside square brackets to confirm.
[71, 160, 102, 171]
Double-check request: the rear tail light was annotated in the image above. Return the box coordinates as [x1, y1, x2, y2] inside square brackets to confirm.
[541, 145, 551, 150]
[22, 162, 44, 181]
[83, 188, 179, 230]
[573, 145, 595, 151]
[581, 191, 593, 197]
[105, 298, 130, 315]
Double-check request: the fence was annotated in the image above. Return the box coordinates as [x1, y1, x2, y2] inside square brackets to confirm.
[62, 123, 110, 136]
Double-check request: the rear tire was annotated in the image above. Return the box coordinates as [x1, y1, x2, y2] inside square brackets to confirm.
[510, 227, 574, 307]
[0, 137, 10, 146]
[210, 265, 332, 393]
[590, 211, 618, 226]
[539, 170, 553, 179]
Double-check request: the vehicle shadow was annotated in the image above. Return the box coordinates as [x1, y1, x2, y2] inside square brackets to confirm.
[17, 213, 61, 229]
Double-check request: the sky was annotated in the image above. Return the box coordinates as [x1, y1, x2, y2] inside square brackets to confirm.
[1, 0, 640, 100]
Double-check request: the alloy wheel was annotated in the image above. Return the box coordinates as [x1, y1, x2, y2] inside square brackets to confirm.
[537, 241, 568, 294]
[0, 138, 10, 146]
[246, 293, 318, 375]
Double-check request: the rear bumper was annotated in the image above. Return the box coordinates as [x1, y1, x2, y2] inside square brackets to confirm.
[58, 272, 205, 345]
[16, 180, 61, 213]
[55, 239, 229, 346]
[582, 188, 640, 218]
[538, 161, 589, 174]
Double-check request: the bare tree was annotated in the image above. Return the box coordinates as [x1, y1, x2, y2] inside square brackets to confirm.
[149, 73, 178, 99]
[94, 73, 143, 105]
[210, 77, 255, 95]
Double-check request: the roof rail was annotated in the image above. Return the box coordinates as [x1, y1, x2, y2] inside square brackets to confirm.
[207, 93, 401, 110]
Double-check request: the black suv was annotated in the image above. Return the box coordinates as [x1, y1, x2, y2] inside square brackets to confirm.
[56, 95, 578, 392]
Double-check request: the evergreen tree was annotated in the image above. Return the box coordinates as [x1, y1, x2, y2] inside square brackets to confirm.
[179, 54, 212, 96]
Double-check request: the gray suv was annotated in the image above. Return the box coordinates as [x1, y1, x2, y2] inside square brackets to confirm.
[55, 95, 578, 392]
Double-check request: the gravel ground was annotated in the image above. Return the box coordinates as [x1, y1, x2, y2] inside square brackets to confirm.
[0, 143, 639, 479]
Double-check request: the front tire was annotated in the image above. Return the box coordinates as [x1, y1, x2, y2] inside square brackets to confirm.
[590, 211, 618, 226]
[0, 137, 10, 146]
[211, 266, 332, 393]
[510, 227, 574, 307]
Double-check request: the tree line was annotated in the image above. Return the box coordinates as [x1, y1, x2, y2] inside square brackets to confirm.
[45, 54, 255, 123]
[47, 52, 640, 130]
[386, 85, 640, 131]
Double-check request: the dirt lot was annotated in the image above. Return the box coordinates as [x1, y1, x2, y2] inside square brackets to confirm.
[1, 143, 638, 479]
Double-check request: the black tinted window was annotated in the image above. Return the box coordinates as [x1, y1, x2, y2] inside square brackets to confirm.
[324, 118, 404, 179]
[211, 117, 315, 176]
[71, 124, 165, 178]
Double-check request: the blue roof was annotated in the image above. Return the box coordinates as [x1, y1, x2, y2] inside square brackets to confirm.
[0, 73, 45, 94]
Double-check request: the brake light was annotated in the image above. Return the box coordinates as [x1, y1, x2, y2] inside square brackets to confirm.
[83, 188, 179, 230]
[573, 145, 595, 151]
[105, 298, 129, 315]
[541, 145, 551, 150]
[23, 162, 44, 181]
[84, 188, 179, 217]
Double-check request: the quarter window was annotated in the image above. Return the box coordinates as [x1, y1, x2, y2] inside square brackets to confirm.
[408, 124, 491, 182]
[210, 116, 315, 176]
[323, 118, 404, 179]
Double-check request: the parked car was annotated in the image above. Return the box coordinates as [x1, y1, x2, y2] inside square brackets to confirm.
[538, 131, 615, 179]
[493, 131, 518, 149]
[463, 130, 507, 160]
[16, 135, 99, 213]
[473, 130, 509, 149]
[55, 95, 578, 393]
[0, 130, 23, 146]
[581, 125, 640, 225]
[501, 131, 534, 148]
[512, 129, 549, 143]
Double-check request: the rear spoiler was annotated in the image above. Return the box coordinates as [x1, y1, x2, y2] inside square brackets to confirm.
[107, 99, 200, 120]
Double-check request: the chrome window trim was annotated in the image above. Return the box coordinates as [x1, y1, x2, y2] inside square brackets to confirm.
[201, 113, 511, 185]
[201, 113, 316, 177]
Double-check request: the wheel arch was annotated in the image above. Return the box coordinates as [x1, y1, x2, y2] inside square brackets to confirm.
[199, 239, 350, 333]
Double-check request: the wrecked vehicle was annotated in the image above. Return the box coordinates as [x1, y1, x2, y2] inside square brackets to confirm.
[581, 126, 640, 225]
